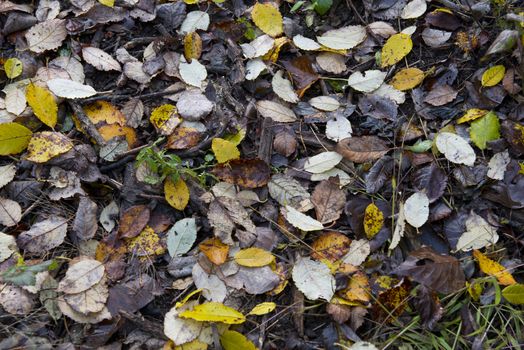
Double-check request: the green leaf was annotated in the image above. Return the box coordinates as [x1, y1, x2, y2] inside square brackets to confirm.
[1, 260, 57, 286]
[404, 139, 433, 153]
[4, 58, 23, 79]
[502, 284, 524, 305]
[314, 0, 333, 15]
[470, 111, 500, 150]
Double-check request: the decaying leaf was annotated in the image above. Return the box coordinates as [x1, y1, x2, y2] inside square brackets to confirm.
[164, 178, 190, 210]
[292, 256, 335, 301]
[26, 132, 73, 163]
[456, 212, 499, 251]
[403, 192, 429, 228]
[311, 231, 351, 262]
[282, 205, 324, 232]
[199, 237, 229, 265]
[363, 203, 384, 239]
[25, 19, 67, 53]
[311, 179, 346, 224]
[57, 259, 105, 294]
[0, 197, 22, 227]
[317, 25, 367, 50]
[118, 205, 150, 239]
[436, 132, 476, 166]
[17, 216, 68, 253]
[213, 159, 270, 188]
[336, 136, 389, 163]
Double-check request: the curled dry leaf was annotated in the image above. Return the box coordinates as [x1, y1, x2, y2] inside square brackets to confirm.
[336, 136, 389, 163]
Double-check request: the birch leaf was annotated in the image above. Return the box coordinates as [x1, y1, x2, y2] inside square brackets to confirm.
[292, 257, 335, 301]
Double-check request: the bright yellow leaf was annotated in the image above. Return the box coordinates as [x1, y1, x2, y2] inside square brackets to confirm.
[179, 302, 246, 324]
[481, 65, 505, 87]
[220, 330, 257, 350]
[311, 231, 351, 262]
[251, 2, 283, 37]
[98, 124, 137, 147]
[0, 122, 32, 155]
[126, 226, 165, 257]
[519, 162, 524, 175]
[184, 32, 202, 62]
[164, 177, 190, 210]
[223, 128, 246, 146]
[466, 281, 482, 301]
[390, 67, 424, 91]
[97, 0, 114, 7]
[175, 289, 203, 309]
[84, 101, 126, 126]
[150, 104, 181, 135]
[183, 0, 199, 3]
[380, 33, 413, 68]
[234, 247, 275, 267]
[457, 108, 488, 124]
[363, 203, 384, 239]
[212, 138, 240, 164]
[247, 302, 276, 316]
[199, 237, 229, 265]
[473, 250, 516, 286]
[25, 132, 73, 163]
[173, 340, 208, 350]
[26, 83, 57, 128]
[4, 58, 23, 79]
[341, 271, 370, 303]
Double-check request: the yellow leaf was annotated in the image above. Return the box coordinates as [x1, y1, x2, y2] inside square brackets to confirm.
[4, 58, 23, 79]
[466, 281, 482, 301]
[220, 330, 257, 350]
[247, 302, 276, 316]
[311, 231, 351, 262]
[184, 32, 202, 62]
[25, 131, 73, 163]
[183, 0, 199, 3]
[126, 226, 165, 257]
[380, 33, 413, 68]
[98, 124, 137, 147]
[390, 67, 424, 91]
[481, 65, 505, 87]
[199, 237, 229, 265]
[261, 37, 289, 62]
[519, 162, 524, 175]
[234, 247, 275, 267]
[175, 289, 203, 308]
[173, 340, 208, 350]
[342, 271, 370, 303]
[0, 122, 32, 155]
[150, 104, 181, 135]
[502, 284, 524, 305]
[212, 138, 240, 164]
[363, 203, 384, 239]
[97, 0, 114, 7]
[179, 302, 246, 324]
[26, 83, 57, 128]
[223, 128, 246, 146]
[165, 178, 190, 210]
[84, 101, 126, 126]
[457, 108, 488, 124]
[473, 250, 516, 286]
[251, 2, 283, 37]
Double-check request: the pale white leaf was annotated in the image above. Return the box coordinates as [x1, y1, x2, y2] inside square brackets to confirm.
[245, 58, 267, 80]
[179, 58, 207, 88]
[0, 197, 21, 227]
[342, 239, 370, 266]
[63, 279, 108, 315]
[422, 28, 452, 48]
[17, 217, 68, 253]
[371, 84, 406, 105]
[317, 25, 367, 50]
[456, 212, 499, 251]
[3, 84, 26, 115]
[99, 138, 128, 161]
[401, 26, 417, 35]
[272, 70, 299, 103]
[436, 132, 476, 166]
[25, 19, 67, 53]
[167, 218, 197, 258]
[316, 52, 346, 74]
[268, 174, 313, 212]
[164, 300, 203, 345]
[282, 205, 324, 231]
[180, 11, 210, 34]
[311, 168, 353, 186]
[82, 47, 121, 72]
[176, 90, 213, 121]
[36, 0, 59, 21]
[401, 0, 427, 19]
[99, 200, 118, 232]
[404, 192, 429, 228]
[367, 21, 397, 37]
[348, 70, 386, 93]
[304, 151, 343, 174]
[0, 284, 34, 315]
[240, 34, 274, 59]
[50, 56, 85, 83]
[309, 96, 340, 111]
[293, 35, 321, 50]
[192, 263, 227, 302]
[326, 116, 352, 142]
[123, 61, 151, 84]
[57, 297, 111, 324]
[256, 100, 297, 122]
[292, 257, 335, 301]
[57, 259, 105, 294]
[47, 79, 97, 98]
[0, 232, 17, 263]
[0, 164, 16, 188]
[389, 201, 406, 250]
[487, 150, 510, 180]
[349, 342, 379, 350]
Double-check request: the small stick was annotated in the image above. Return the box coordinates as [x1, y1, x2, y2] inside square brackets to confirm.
[67, 101, 107, 146]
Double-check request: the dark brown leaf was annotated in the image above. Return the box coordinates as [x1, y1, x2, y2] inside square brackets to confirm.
[412, 285, 443, 330]
[117, 205, 150, 238]
[412, 163, 447, 203]
[425, 11, 461, 31]
[166, 127, 201, 150]
[273, 130, 297, 157]
[372, 279, 411, 323]
[73, 196, 98, 241]
[282, 56, 319, 97]
[394, 246, 465, 294]
[336, 136, 389, 163]
[212, 158, 270, 188]
[311, 179, 346, 224]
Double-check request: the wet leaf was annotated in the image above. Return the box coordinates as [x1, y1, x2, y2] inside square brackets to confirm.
[0, 122, 33, 155]
[64, 279, 108, 315]
[179, 302, 246, 324]
[164, 301, 203, 345]
[343, 239, 371, 266]
[26, 132, 73, 163]
[364, 203, 384, 239]
[212, 138, 240, 164]
[251, 2, 283, 37]
[180, 11, 210, 34]
[424, 84, 458, 106]
[473, 250, 516, 286]
[342, 271, 370, 303]
[73, 197, 98, 241]
[272, 70, 299, 103]
[235, 247, 275, 267]
[380, 33, 413, 67]
[165, 178, 190, 211]
[213, 159, 270, 188]
[412, 163, 447, 203]
[292, 256, 335, 301]
[179, 58, 207, 88]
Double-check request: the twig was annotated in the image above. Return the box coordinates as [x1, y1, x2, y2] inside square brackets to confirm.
[67, 101, 107, 146]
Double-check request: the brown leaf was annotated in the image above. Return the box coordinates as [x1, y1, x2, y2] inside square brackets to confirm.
[166, 127, 201, 150]
[412, 285, 444, 330]
[394, 246, 465, 294]
[411, 163, 447, 203]
[425, 11, 461, 31]
[326, 303, 352, 323]
[184, 32, 202, 62]
[212, 159, 270, 188]
[424, 84, 458, 106]
[336, 136, 389, 163]
[372, 279, 411, 323]
[282, 56, 319, 97]
[199, 237, 229, 265]
[273, 130, 297, 157]
[117, 205, 150, 239]
[73, 197, 98, 241]
[311, 179, 346, 224]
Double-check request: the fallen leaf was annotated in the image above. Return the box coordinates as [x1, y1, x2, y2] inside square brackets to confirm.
[317, 25, 367, 50]
[25, 83, 57, 128]
[268, 174, 312, 212]
[347, 70, 386, 93]
[179, 57, 207, 88]
[401, 0, 427, 19]
[57, 258, 105, 294]
[473, 250, 516, 286]
[4, 58, 23, 79]
[293, 35, 321, 51]
[304, 151, 343, 174]
[457, 109, 488, 124]
[309, 96, 340, 111]
[336, 136, 389, 163]
[98, 124, 137, 147]
[311, 231, 351, 262]
[282, 56, 319, 96]
[251, 2, 283, 37]
[221, 330, 257, 350]
[165, 178, 190, 211]
[241, 35, 275, 59]
[118, 205, 150, 239]
[282, 205, 324, 232]
[199, 237, 229, 265]
[0, 232, 17, 263]
[381, 33, 413, 67]
[167, 127, 201, 150]
[212, 138, 240, 164]
[0, 122, 32, 155]
[421, 28, 452, 48]
[255, 100, 297, 122]
[272, 70, 299, 103]
[126, 226, 165, 257]
[192, 263, 227, 302]
[470, 111, 500, 150]
[0, 284, 34, 315]
[164, 301, 204, 345]
[502, 284, 524, 305]
[82, 47, 121, 71]
[403, 192, 429, 228]
[150, 104, 181, 136]
[436, 132, 476, 166]
[63, 279, 108, 315]
[17, 216, 68, 253]
[342, 239, 371, 266]
[213, 159, 271, 188]
[481, 65, 505, 87]
[292, 256, 335, 301]
[25, 132, 73, 163]
[424, 84, 458, 106]
[456, 212, 499, 251]
[342, 271, 370, 303]
[167, 218, 197, 257]
[326, 116, 352, 142]
[47, 79, 97, 99]
[311, 179, 346, 223]
[487, 150, 510, 180]
[184, 32, 203, 62]
[179, 302, 246, 324]
[390, 68, 425, 91]
[73, 197, 98, 241]
[83, 101, 126, 126]
[412, 163, 447, 203]
[176, 90, 214, 121]
[235, 247, 275, 267]
[208, 196, 256, 244]
[247, 302, 276, 316]
[364, 203, 384, 239]
[25, 19, 67, 53]
[180, 10, 210, 34]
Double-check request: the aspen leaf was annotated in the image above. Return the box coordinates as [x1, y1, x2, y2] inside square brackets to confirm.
[502, 284, 524, 305]
[26, 132, 73, 163]
[251, 2, 283, 37]
[247, 302, 276, 316]
[470, 111, 500, 150]
[380, 33, 413, 67]
[347, 70, 386, 93]
[26, 83, 58, 128]
[235, 247, 275, 267]
[456, 212, 499, 251]
[481, 65, 505, 87]
[457, 109, 488, 124]
[292, 257, 335, 301]
[199, 237, 229, 265]
[179, 302, 246, 324]
[0, 123, 32, 155]
[47, 79, 97, 99]
[165, 178, 190, 211]
[4, 58, 23, 79]
[212, 138, 240, 163]
[221, 330, 257, 350]
[304, 151, 343, 173]
[363, 203, 383, 239]
[390, 68, 424, 91]
[473, 250, 516, 286]
[317, 25, 367, 50]
[82, 47, 121, 72]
